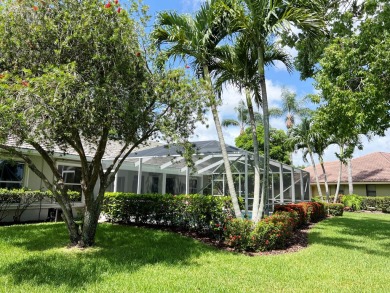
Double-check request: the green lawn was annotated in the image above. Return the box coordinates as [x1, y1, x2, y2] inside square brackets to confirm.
[0, 212, 389, 292]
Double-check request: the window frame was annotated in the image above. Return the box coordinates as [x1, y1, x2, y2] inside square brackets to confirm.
[0, 160, 25, 189]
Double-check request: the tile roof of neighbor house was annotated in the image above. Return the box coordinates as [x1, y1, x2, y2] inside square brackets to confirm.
[304, 152, 390, 183]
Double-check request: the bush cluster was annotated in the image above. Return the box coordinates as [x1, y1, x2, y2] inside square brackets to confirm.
[325, 203, 344, 216]
[223, 210, 299, 252]
[360, 196, 390, 213]
[224, 202, 327, 252]
[102, 192, 236, 233]
[274, 202, 326, 226]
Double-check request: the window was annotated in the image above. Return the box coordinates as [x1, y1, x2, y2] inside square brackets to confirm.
[366, 185, 376, 196]
[190, 179, 198, 194]
[58, 165, 82, 201]
[0, 160, 24, 189]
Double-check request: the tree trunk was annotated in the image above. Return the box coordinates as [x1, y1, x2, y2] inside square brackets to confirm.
[203, 65, 241, 218]
[334, 145, 344, 203]
[308, 147, 323, 200]
[257, 45, 269, 220]
[320, 158, 330, 202]
[245, 88, 261, 222]
[347, 158, 353, 194]
[80, 196, 101, 247]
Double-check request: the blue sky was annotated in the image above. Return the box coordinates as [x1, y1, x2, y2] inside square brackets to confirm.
[139, 0, 389, 166]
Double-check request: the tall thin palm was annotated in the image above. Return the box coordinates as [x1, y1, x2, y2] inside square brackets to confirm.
[213, 36, 293, 220]
[152, 0, 244, 218]
[289, 118, 323, 199]
[222, 100, 263, 134]
[237, 0, 325, 221]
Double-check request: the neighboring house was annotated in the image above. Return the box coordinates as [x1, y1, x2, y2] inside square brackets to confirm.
[304, 152, 390, 197]
[1, 139, 311, 222]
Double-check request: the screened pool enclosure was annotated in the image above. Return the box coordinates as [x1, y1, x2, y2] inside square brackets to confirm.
[103, 141, 311, 213]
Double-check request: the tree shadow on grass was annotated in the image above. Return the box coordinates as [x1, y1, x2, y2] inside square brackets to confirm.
[309, 213, 390, 257]
[0, 223, 217, 291]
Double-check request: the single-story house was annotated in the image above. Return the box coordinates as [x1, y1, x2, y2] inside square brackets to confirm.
[1, 139, 311, 222]
[304, 152, 390, 197]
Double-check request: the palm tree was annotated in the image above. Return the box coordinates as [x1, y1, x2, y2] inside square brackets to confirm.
[152, 0, 244, 218]
[270, 88, 311, 130]
[310, 130, 332, 202]
[213, 35, 292, 221]
[236, 0, 326, 219]
[289, 118, 323, 200]
[222, 100, 263, 134]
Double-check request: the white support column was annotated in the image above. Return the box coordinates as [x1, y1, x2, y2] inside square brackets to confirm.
[162, 173, 166, 194]
[271, 173, 275, 210]
[199, 176, 204, 195]
[185, 167, 190, 195]
[291, 166, 295, 203]
[300, 170, 304, 201]
[222, 173, 225, 196]
[211, 175, 214, 196]
[245, 153, 248, 215]
[113, 172, 118, 193]
[280, 163, 284, 204]
[238, 174, 242, 197]
[137, 158, 142, 194]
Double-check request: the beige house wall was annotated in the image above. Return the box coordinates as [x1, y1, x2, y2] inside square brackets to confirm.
[311, 183, 390, 197]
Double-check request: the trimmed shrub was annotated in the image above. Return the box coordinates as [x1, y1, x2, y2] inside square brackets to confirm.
[224, 219, 254, 251]
[325, 203, 344, 216]
[102, 192, 235, 233]
[0, 188, 79, 223]
[274, 204, 307, 227]
[360, 196, 390, 212]
[224, 211, 300, 252]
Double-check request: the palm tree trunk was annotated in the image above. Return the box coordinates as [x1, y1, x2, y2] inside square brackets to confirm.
[245, 88, 261, 222]
[347, 158, 353, 194]
[308, 148, 323, 200]
[334, 145, 344, 203]
[203, 65, 242, 218]
[257, 45, 269, 219]
[320, 157, 330, 202]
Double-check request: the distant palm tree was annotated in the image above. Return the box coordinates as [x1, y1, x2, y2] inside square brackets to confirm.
[152, 0, 243, 218]
[222, 100, 263, 134]
[270, 88, 312, 130]
[289, 118, 323, 200]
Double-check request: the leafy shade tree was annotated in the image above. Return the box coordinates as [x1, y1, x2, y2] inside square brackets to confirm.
[235, 125, 293, 165]
[288, 118, 323, 199]
[314, 0, 390, 138]
[0, 0, 207, 247]
[213, 35, 292, 221]
[152, 0, 244, 218]
[236, 0, 325, 219]
[222, 100, 263, 134]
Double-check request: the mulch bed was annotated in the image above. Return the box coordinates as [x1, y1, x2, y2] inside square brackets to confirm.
[121, 221, 316, 256]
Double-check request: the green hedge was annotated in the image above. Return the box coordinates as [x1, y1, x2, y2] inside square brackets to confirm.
[0, 188, 81, 223]
[102, 192, 236, 232]
[360, 196, 390, 213]
[325, 203, 344, 216]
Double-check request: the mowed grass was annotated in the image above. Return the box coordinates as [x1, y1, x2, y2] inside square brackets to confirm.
[0, 212, 389, 292]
